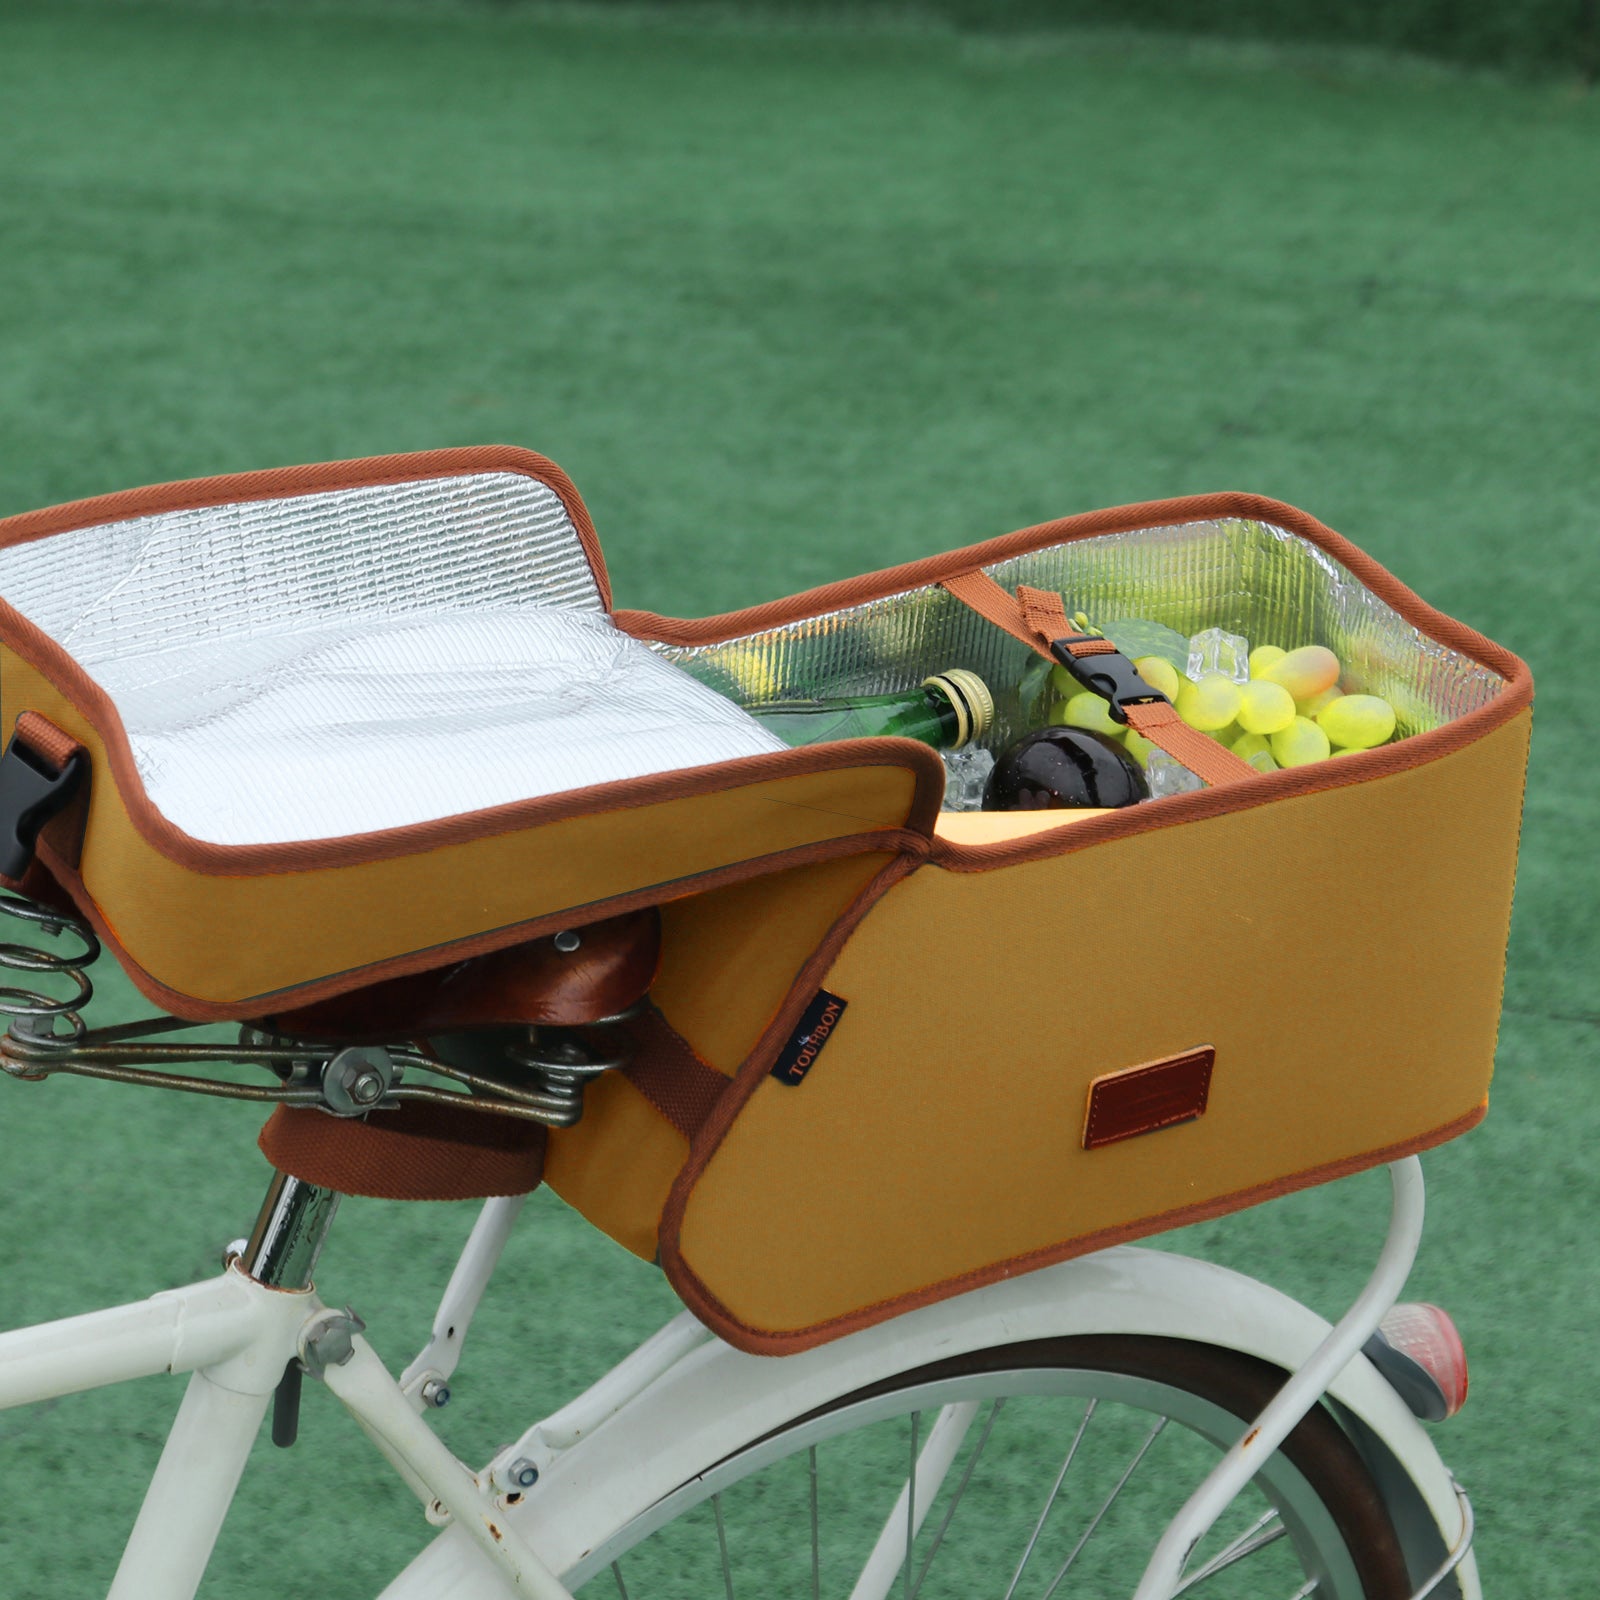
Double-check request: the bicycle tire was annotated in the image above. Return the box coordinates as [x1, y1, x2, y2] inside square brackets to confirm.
[574, 1334, 1413, 1599]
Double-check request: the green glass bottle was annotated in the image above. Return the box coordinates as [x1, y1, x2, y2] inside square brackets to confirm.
[744, 669, 993, 752]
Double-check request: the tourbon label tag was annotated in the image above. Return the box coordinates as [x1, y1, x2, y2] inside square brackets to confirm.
[770, 989, 848, 1086]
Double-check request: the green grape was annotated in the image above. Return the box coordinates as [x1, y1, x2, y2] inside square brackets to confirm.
[1248, 644, 1287, 676]
[1235, 679, 1296, 735]
[1270, 716, 1331, 767]
[1263, 645, 1341, 702]
[1296, 686, 1343, 722]
[1229, 730, 1274, 763]
[1133, 655, 1181, 700]
[1318, 693, 1397, 749]
[1124, 729, 1156, 767]
[1175, 673, 1243, 732]
[1051, 691, 1122, 738]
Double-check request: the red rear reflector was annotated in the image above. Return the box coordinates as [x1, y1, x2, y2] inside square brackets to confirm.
[1378, 1302, 1469, 1419]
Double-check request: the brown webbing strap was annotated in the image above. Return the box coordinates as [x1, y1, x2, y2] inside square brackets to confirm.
[14, 712, 80, 774]
[940, 571, 1256, 789]
[623, 1005, 731, 1140]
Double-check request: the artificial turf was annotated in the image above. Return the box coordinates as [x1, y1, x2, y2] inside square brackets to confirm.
[0, 2, 1595, 1593]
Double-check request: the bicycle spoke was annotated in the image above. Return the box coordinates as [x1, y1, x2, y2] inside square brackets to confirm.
[1172, 1509, 1289, 1595]
[713, 1491, 734, 1600]
[1037, 1416, 1168, 1600]
[906, 1410, 919, 1600]
[908, 1399, 1005, 1600]
[1001, 1398, 1097, 1600]
[610, 1559, 629, 1599]
[850, 1403, 981, 1600]
[811, 1445, 821, 1600]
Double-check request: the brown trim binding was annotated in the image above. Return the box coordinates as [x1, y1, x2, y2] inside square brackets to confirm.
[664, 1097, 1486, 1356]
[0, 445, 615, 611]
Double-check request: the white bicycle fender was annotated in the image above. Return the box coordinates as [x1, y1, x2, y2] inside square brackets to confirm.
[380, 1245, 1478, 1599]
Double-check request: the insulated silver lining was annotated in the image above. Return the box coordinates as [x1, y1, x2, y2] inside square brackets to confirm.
[0, 474, 787, 846]
[0, 472, 606, 667]
[659, 517, 1505, 753]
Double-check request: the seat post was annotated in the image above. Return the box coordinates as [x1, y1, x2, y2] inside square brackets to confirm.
[239, 1171, 340, 1291]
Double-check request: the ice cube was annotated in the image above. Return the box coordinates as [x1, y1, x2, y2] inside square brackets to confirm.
[1186, 627, 1250, 685]
[940, 745, 996, 812]
[1144, 748, 1203, 799]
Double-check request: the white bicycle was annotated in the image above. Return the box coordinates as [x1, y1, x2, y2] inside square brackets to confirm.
[0, 455, 1503, 1598]
[0, 900, 1476, 1600]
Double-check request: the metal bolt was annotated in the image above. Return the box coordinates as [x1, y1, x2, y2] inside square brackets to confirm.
[553, 929, 581, 953]
[508, 1458, 540, 1489]
[299, 1306, 366, 1378]
[322, 1046, 395, 1117]
[348, 1069, 384, 1105]
[421, 1378, 452, 1409]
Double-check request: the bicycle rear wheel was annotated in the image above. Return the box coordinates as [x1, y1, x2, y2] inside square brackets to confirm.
[572, 1335, 1412, 1599]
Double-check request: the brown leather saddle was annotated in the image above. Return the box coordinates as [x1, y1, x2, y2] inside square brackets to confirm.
[268, 908, 661, 1040]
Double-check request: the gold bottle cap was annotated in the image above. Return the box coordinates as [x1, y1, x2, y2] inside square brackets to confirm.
[922, 669, 994, 749]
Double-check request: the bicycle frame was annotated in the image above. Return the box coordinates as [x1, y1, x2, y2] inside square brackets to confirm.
[0, 1162, 1478, 1600]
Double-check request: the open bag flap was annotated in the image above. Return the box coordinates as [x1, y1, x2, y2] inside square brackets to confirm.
[0, 449, 944, 1016]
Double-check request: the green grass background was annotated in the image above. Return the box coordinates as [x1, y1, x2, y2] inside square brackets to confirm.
[0, 2, 1595, 1592]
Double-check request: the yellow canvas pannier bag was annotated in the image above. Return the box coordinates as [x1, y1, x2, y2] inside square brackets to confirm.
[0, 451, 1530, 1357]
[551, 489, 1531, 1355]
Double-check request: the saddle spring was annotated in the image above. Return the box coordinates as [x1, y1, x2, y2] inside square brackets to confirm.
[0, 889, 101, 1054]
[497, 1013, 639, 1129]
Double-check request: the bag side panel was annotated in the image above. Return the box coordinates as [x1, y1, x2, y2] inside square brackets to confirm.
[651, 852, 895, 1073]
[667, 709, 1530, 1350]
[544, 851, 894, 1258]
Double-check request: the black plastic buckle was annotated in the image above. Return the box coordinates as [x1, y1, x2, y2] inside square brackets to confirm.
[0, 735, 85, 880]
[1049, 635, 1171, 727]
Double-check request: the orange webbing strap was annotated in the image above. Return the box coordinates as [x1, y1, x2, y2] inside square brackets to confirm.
[1120, 699, 1257, 789]
[940, 571, 1256, 788]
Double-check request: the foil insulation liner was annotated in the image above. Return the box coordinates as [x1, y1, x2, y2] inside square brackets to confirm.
[0, 473, 786, 846]
[658, 517, 1507, 756]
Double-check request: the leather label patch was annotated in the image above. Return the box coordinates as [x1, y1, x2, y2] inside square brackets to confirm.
[770, 989, 848, 1087]
[1083, 1047, 1214, 1150]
